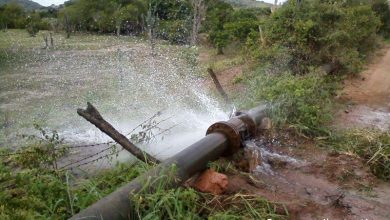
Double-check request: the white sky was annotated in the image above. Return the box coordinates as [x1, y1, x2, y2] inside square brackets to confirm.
[32, 0, 283, 7]
[32, 0, 66, 7]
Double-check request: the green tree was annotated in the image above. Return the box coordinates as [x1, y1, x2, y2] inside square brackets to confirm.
[204, 0, 234, 54]
[257, 0, 381, 74]
[371, 0, 390, 37]
[0, 3, 26, 29]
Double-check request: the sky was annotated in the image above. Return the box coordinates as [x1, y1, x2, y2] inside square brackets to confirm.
[33, 0, 66, 7]
[33, 0, 283, 7]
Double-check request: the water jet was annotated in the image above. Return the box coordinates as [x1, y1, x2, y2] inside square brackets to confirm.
[70, 105, 268, 220]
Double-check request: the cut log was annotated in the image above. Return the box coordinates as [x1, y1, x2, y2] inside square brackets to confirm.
[77, 102, 160, 165]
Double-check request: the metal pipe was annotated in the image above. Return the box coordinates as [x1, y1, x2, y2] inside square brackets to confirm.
[70, 105, 267, 220]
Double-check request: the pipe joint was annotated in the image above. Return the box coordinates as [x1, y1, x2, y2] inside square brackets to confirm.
[206, 112, 257, 155]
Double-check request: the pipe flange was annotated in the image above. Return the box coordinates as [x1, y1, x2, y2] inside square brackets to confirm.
[206, 121, 241, 155]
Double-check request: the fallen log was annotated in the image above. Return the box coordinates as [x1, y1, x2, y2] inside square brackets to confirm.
[77, 102, 160, 165]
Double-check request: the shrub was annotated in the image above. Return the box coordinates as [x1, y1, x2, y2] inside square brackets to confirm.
[371, 0, 390, 38]
[26, 13, 41, 37]
[157, 19, 191, 44]
[252, 0, 381, 74]
[242, 69, 337, 136]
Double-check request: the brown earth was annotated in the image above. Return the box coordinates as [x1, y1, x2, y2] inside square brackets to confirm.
[208, 132, 390, 219]
[334, 46, 390, 130]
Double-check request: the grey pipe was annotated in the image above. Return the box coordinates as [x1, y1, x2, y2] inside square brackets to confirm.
[70, 105, 267, 220]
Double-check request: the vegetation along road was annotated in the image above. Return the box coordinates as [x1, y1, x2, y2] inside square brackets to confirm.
[1, 0, 390, 219]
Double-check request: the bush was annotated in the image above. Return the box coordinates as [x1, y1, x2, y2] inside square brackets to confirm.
[252, 0, 381, 74]
[242, 69, 337, 136]
[372, 0, 390, 38]
[26, 13, 41, 37]
[157, 20, 191, 44]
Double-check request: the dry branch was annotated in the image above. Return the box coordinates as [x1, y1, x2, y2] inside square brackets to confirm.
[207, 68, 230, 104]
[77, 102, 160, 165]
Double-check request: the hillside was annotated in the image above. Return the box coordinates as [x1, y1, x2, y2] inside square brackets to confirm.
[0, 0, 42, 10]
[223, 0, 272, 8]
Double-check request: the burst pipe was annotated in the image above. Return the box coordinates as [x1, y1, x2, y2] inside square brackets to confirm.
[70, 105, 268, 220]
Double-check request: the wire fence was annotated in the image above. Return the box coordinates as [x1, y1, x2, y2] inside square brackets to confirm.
[0, 111, 176, 170]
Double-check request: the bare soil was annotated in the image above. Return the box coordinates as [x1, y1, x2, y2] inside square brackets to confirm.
[334, 46, 390, 130]
[224, 132, 390, 219]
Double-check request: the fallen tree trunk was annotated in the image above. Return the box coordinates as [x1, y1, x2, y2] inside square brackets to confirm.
[77, 102, 160, 165]
[207, 68, 230, 104]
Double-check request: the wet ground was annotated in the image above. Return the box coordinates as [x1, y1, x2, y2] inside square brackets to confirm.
[223, 132, 390, 219]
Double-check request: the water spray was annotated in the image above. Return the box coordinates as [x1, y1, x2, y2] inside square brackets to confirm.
[70, 105, 269, 220]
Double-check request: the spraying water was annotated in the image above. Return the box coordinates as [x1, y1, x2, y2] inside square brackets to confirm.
[0, 37, 229, 162]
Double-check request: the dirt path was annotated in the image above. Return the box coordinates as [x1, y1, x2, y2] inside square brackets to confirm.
[222, 133, 390, 219]
[335, 46, 390, 130]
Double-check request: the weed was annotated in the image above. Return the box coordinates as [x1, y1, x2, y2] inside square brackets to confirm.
[206, 194, 287, 220]
[323, 129, 390, 181]
[241, 70, 338, 137]
[130, 161, 286, 220]
[12, 124, 68, 172]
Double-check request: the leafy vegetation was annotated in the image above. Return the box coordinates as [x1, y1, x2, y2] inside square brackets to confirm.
[248, 0, 384, 74]
[241, 69, 337, 137]
[0, 126, 149, 219]
[0, 125, 285, 219]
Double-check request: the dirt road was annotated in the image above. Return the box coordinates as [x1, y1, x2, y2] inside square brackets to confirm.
[335, 46, 390, 130]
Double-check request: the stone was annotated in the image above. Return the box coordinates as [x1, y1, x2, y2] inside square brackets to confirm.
[193, 169, 228, 195]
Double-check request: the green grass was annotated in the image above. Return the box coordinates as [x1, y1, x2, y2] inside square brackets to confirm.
[132, 187, 287, 220]
[131, 166, 287, 220]
[322, 129, 390, 181]
[0, 158, 149, 219]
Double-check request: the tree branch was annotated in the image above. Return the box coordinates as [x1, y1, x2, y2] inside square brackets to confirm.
[77, 102, 160, 165]
[207, 67, 230, 104]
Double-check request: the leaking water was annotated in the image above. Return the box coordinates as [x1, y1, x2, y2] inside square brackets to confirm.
[244, 140, 303, 176]
[0, 38, 229, 163]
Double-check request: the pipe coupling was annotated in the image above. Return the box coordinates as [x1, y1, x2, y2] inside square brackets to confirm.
[206, 113, 257, 155]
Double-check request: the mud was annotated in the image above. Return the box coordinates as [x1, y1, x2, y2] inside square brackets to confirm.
[221, 132, 390, 219]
